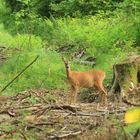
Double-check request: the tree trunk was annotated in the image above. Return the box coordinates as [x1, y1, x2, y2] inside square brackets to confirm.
[109, 56, 140, 97]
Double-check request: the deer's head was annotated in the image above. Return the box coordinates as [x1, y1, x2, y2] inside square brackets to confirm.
[62, 57, 71, 69]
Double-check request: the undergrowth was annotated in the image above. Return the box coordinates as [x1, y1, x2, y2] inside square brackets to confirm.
[0, 1, 139, 95]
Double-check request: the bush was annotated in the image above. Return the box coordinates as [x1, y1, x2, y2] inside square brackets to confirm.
[0, 28, 67, 94]
[4, 0, 122, 18]
[0, 0, 140, 94]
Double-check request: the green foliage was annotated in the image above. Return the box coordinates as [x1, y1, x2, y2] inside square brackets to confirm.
[3, 0, 140, 18]
[124, 108, 140, 137]
[125, 121, 140, 134]
[0, 0, 140, 94]
[0, 25, 67, 94]
[133, 16, 140, 47]
[1, 1, 140, 139]
[120, 0, 140, 14]
[4, 0, 123, 18]
[0, 47, 67, 94]
[51, 0, 120, 17]
[0, 0, 9, 16]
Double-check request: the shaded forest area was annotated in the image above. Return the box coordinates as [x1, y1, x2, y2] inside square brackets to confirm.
[0, 0, 140, 139]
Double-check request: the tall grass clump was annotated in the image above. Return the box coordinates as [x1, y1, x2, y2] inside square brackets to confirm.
[0, 13, 138, 94]
[0, 28, 68, 94]
[1, 0, 140, 94]
[0, 50, 67, 95]
[43, 13, 136, 71]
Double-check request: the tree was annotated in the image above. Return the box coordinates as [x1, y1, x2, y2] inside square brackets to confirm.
[4, 0, 125, 18]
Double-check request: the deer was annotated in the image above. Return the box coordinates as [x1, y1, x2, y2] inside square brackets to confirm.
[62, 57, 107, 105]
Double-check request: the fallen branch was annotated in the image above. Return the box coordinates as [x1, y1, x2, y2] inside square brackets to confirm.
[70, 112, 102, 117]
[69, 112, 115, 117]
[25, 124, 43, 131]
[19, 130, 27, 140]
[122, 97, 140, 106]
[48, 124, 94, 139]
[0, 109, 16, 117]
[48, 104, 80, 112]
[49, 130, 83, 139]
[12, 92, 31, 103]
[0, 55, 39, 93]
[75, 59, 95, 66]
[30, 90, 49, 103]
[32, 104, 80, 116]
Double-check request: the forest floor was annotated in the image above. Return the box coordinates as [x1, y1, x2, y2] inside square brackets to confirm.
[0, 89, 139, 140]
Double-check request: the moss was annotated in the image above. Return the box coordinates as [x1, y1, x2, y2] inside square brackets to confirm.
[130, 65, 138, 85]
[114, 61, 139, 94]
[122, 64, 138, 92]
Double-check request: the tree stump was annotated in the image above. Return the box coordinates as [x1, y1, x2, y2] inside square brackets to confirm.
[109, 55, 140, 98]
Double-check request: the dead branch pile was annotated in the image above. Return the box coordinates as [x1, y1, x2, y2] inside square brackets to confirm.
[0, 89, 136, 140]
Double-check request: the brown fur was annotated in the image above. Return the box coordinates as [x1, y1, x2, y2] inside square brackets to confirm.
[62, 57, 107, 104]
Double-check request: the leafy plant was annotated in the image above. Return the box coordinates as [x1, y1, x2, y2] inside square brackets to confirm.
[124, 108, 140, 137]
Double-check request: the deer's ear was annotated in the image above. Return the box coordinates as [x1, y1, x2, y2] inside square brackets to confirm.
[62, 57, 68, 64]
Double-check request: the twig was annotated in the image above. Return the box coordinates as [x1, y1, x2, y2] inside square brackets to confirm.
[48, 124, 94, 139]
[35, 122, 58, 126]
[70, 112, 102, 117]
[0, 55, 39, 93]
[75, 59, 95, 66]
[32, 104, 80, 116]
[14, 92, 31, 103]
[30, 90, 49, 103]
[49, 130, 83, 139]
[12, 104, 42, 110]
[25, 124, 43, 131]
[19, 130, 27, 140]
[48, 104, 80, 112]
[0, 109, 16, 117]
[0, 129, 17, 137]
[122, 97, 140, 106]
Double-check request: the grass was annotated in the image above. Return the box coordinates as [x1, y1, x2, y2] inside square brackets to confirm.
[0, 1, 140, 138]
[0, 4, 139, 95]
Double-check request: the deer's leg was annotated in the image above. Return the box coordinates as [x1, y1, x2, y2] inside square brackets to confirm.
[73, 86, 78, 103]
[96, 82, 107, 105]
[69, 85, 77, 104]
[68, 88, 73, 104]
[101, 89, 107, 105]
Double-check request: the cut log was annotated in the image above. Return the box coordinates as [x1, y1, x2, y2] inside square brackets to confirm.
[109, 55, 140, 97]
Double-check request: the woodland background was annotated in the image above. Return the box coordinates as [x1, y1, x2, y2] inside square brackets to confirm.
[0, 0, 140, 94]
[0, 0, 140, 139]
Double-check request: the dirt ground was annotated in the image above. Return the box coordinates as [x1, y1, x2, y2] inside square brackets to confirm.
[0, 89, 139, 140]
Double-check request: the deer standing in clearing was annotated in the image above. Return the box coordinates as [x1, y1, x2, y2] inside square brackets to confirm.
[62, 57, 107, 105]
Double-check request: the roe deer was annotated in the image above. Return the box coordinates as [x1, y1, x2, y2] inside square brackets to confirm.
[62, 57, 107, 105]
